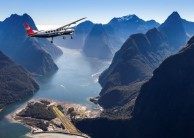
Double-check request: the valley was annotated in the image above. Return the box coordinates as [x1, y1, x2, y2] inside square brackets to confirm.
[0, 7, 194, 138]
[0, 47, 109, 138]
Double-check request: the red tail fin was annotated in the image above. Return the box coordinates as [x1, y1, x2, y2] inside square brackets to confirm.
[24, 23, 35, 36]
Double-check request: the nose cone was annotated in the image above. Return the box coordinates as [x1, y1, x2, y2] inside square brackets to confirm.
[67, 28, 74, 33]
[70, 29, 75, 32]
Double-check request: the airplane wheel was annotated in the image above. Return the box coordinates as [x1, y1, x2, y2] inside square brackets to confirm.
[51, 41, 53, 43]
[71, 36, 73, 39]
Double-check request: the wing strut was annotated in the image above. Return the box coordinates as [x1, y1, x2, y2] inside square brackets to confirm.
[56, 17, 87, 30]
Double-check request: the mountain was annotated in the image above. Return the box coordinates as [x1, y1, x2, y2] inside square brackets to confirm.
[75, 13, 194, 138]
[98, 28, 169, 109]
[55, 21, 94, 49]
[98, 12, 189, 109]
[159, 11, 188, 49]
[0, 51, 39, 110]
[83, 24, 113, 60]
[82, 15, 159, 60]
[59, 14, 159, 60]
[99, 81, 145, 117]
[68, 13, 194, 61]
[0, 14, 62, 75]
[130, 35, 194, 138]
[108, 15, 160, 41]
[76, 33, 194, 138]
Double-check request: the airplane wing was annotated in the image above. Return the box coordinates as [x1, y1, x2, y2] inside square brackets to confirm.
[56, 17, 86, 30]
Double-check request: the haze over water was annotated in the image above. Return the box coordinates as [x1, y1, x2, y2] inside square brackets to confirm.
[0, 47, 109, 138]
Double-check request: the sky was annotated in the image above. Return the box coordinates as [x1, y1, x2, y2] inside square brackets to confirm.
[0, 0, 194, 30]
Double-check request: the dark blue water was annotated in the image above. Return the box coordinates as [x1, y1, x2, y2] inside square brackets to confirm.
[0, 47, 109, 138]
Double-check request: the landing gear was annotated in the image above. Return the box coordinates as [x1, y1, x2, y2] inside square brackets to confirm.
[70, 32, 74, 39]
[63, 36, 66, 40]
[51, 37, 53, 43]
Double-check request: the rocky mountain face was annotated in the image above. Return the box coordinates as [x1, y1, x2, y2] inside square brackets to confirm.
[76, 31, 194, 138]
[98, 12, 190, 109]
[159, 12, 188, 49]
[83, 15, 159, 60]
[0, 51, 39, 110]
[99, 81, 145, 119]
[83, 24, 113, 60]
[130, 35, 194, 138]
[0, 14, 62, 75]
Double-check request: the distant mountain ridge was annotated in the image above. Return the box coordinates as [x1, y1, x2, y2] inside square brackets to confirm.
[56, 14, 160, 60]
[98, 12, 192, 109]
[59, 12, 194, 60]
[159, 12, 188, 48]
[108, 14, 160, 41]
[83, 14, 160, 60]
[0, 14, 62, 75]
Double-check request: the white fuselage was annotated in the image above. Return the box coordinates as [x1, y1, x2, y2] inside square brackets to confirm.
[30, 28, 74, 38]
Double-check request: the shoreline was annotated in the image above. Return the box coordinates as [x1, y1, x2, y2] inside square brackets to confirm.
[6, 104, 27, 123]
[30, 131, 90, 138]
[26, 132, 89, 138]
[7, 98, 101, 138]
[88, 96, 100, 105]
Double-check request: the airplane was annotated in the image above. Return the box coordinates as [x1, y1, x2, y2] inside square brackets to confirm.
[24, 17, 86, 43]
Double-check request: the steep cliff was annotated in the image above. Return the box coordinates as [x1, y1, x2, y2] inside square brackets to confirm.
[0, 51, 39, 110]
[0, 14, 62, 75]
